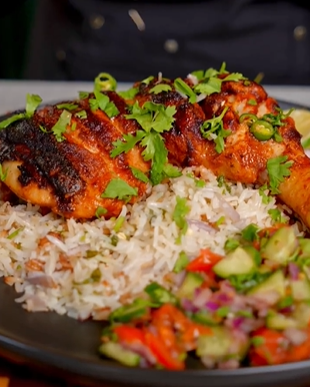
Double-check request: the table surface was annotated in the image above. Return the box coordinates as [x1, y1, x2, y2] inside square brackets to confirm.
[1, 80, 310, 387]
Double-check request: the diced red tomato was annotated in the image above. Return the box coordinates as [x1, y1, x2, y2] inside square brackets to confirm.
[186, 249, 223, 273]
[144, 329, 185, 370]
[114, 325, 146, 345]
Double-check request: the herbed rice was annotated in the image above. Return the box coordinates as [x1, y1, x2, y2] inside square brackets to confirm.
[0, 167, 292, 321]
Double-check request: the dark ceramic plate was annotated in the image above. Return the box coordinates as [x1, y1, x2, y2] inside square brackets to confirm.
[1, 99, 310, 387]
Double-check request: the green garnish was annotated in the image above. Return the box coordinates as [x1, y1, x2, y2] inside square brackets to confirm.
[173, 196, 190, 242]
[216, 306, 230, 318]
[94, 72, 117, 91]
[118, 87, 139, 99]
[113, 216, 125, 233]
[101, 179, 138, 202]
[224, 238, 240, 253]
[241, 224, 259, 242]
[200, 106, 230, 153]
[7, 228, 24, 240]
[194, 62, 245, 95]
[0, 164, 8, 182]
[112, 101, 177, 185]
[149, 84, 172, 94]
[109, 298, 151, 323]
[51, 110, 72, 142]
[215, 216, 225, 226]
[174, 78, 197, 103]
[0, 93, 42, 129]
[173, 251, 190, 273]
[130, 167, 149, 183]
[75, 110, 87, 119]
[56, 103, 78, 111]
[247, 99, 257, 106]
[79, 91, 89, 99]
[216, 175, 231, 193]
[258, 183, 272, 204]
[142, 76, 154, 85]
[90, 90, 119, 118]
[144, 282, 177, 306]
[251, 336, 265, 347]
[268, 208, 287, 224]
[95, 206, 107, 218]
[266, 155, 294, 195]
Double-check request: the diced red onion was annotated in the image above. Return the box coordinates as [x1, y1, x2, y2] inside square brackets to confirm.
[218, 359, 240, 370]
[192, 288, 212, 309]
[26, 273, 56, 288]
[122, 342, 157, 365]
[288, 262, 300, 280]
[205, 301, 219, 311]
[284, 328, 307, 346]
[187, 219, 216, 234]
[214, 193, 240, 222]
[181, 298, 198, 313]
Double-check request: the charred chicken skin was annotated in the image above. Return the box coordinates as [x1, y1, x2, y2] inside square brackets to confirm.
[0, 67, 309, 227]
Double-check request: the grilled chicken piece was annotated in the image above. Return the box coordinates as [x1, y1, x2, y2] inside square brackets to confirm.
[0, 74, 309, 227]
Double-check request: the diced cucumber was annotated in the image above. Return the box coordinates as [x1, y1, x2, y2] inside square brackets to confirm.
[261, 226, 298, 264]
[196, 327, 231, 358]
[299, 238, 310, 258]
[177, 272, 204, 299]
[213, 247, 257, 278]
[290, 278, 310, 301]
[266, 312, 299, 330]
[196, 327, 249, 361]
[292, 302, 310, 327]
[99, 342, 140, 366]
[247, 270, 286, 298]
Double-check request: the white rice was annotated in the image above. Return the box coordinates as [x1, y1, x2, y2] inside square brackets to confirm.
[0, 166, 289, 320]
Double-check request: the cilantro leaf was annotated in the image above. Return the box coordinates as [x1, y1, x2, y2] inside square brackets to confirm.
[174, 78, 197, 103]
[130, 167, 149, 183]
[0, 113, 26, 129]
[95, 206, 107, 218]
[142, 76, 154, 85]
[101, 179, 138, 202]
[91, 90, 119, 118]
[268, 208, 287, 224]
[266, 155, 294, 194]
[51, 110, 72, 142]
[125, 101, 176, 133]
[75, 110, 87, 119]
[110, 131, 145, 158]
[195, 77, 222, 95]
[79, 91, 89, 99]
[56, 103, 78, 111]
[173, 196, 190, 241]
[200, 107, 230, 153]
[118, 87, 139, 99]
[26, 94, 42, 117]
[149, 84, 172, 95]
[258, 183, 272, 204]
[163, 163, 182, 178]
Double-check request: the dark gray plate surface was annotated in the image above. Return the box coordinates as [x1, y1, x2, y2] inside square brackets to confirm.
[1, 99, 310, 387]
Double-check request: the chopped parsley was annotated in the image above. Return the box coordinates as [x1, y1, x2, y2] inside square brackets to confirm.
[258, 183, 272, 204]
[268, 208, 287, 224]
[174, 78, 197, 103]
[0, 93, 42, 129]
[266, 155, 294, 195]
[101, 179, 138, 202]
[90, 90, 119, 118]
[75, 110, 87, 119]
[173, 196, 190, 243]
[130, 167, 149, 183]
[95, 206, 107, 218]
[111, 101, 177, 185]
[200, 107, 230, 153]
[193, 62, 245, 96]
[118, 87, 139, 100]
[79, 91, 89, 99]
[51, 110, 72, 142]
[149, 84, 172, 94]
[56, 103, 78, 111]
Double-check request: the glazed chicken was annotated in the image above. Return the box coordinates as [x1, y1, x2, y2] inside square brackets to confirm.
[0, 70, 310, 228]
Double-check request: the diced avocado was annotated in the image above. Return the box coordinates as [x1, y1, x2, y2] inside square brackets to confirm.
[247, 270, 286, 298]
[196, 327, 231, 358]
[261, 226, 297, 264]
[292, 302, 310, 327]
[266, 312, 299, 330]
[177, 272, 204, 299]
[213, 246, 257, 279]
[99, 342, 140, 367]
[290, 278, 310, 301]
